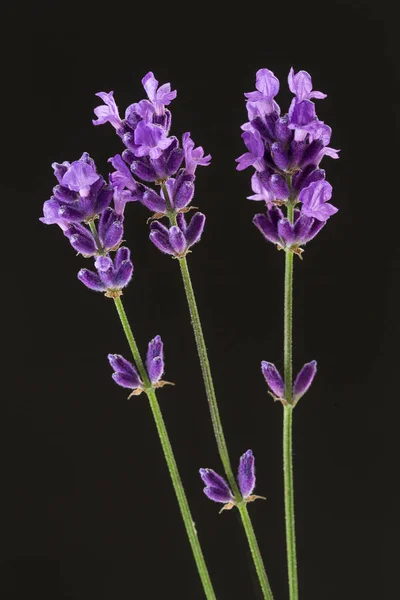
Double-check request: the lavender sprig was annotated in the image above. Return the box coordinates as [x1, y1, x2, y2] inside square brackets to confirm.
[237, 66, 339, 600]
[40, 156, 217, 600]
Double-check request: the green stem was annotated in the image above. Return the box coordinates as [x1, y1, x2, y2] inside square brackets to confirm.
[283, 200, 299, 600]
[177, 256, 238, 495]
[238, 504, 275, 600]
[113, 296, 217, 600]
[88, 219, 103, 254]
[283, 404, 298, 600]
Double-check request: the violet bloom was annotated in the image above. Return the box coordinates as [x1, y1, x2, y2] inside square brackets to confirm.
[236, 130, 265, 172]
[78, 246, 133, 297]
[138, 173, 196, 216]
[288, 68, 326, 139]
[108, 336, 173, 397]
[133, 121, 173, 160]
[299, 181, 338, 221]
[123, 137, 184, 183]
[64, 207, 124, 256]
[146, 335, 175, 389]
[109, 156, 195, 216]
[200, 450, 265, 512]
[92, 74, 182, 183]
[288, 68, 327, 103]
[237, 66, 339, 215]
[108, 354, 144, 396]
[149, 212, 205, 258]
[63, 223, 98, 256]
[40, 197, 69, 230]
[41, 153, 113, 225]
[261, 360, 317, 406]
[61, 159, 100, 196]
[253, 206, 326, 256]
[182, 132, 211, 175]
[142, 71, 177, 116]
[93, 91, 123, 131]
[108, 154, 142, 215]
[245, 68, 280, 115]
[247, 174, 274, 204]
[301, 121, 340, 162]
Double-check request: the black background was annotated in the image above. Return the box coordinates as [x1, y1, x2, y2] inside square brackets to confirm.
[3, 1, 399, 598]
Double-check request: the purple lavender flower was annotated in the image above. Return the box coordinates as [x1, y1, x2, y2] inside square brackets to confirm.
[108, 336, 173, 397]
[293, 361, 317, 403]
[146, 335, 165, 385]
[41, 153, 113, 226]
[142, 71, 177, 116]
[261, 360, 317, 406]
[98, 207, 125, 250]
[238, 67, 339, 236]
[261, 362, 285, 398]
[199, 469, 234, 505]
[62, 207, 123, 256]
[289, 100, 317, 136]
[149, 212, 205, 257]
[40, 197, 69, 230]
[64, 223, 98, 256]
[200, 450, 265, 512]
[78, 246, 133, 297]
[300, 121, 340, 162]
[254, 206, 326, 256]
[237, 450, 256, 498]
[93, 91, 123, 131]
[108, 354, 144, 396]
[133, 121, 173, 160]
[61, 159, 100, 196]
[236, 130, 265, 172]
[123, 137, 184, 183]
[247, 173, 274, 204]
[288, 68, 327, 103]
[108, 154, 143, 215]
[182, 133, 211, 175]
[299, 181, 338, 221]
[245, 68, 280, 115]
[91, 74, 184, 184]
[145, 335, 174, 389]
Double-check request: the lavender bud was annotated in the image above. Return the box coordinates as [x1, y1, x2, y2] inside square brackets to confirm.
[270, 174, 289, 200]
[146, 335, 165, 384]
[237, 450, 256, 498]
[261, 361, 285, 398]
[293, 361, 317, 403]
[199, 469, 234, 504]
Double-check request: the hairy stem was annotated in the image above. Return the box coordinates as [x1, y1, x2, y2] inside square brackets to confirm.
[113, 296, 217, 600]
[238, 504, 275, 600]
[177, 256, 238, 495]
[283, 201, 299, 600]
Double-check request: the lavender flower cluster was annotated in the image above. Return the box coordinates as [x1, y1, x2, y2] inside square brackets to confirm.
[40, 67, 333, 513]
[108, 335, 173, 398]
[237, 68, 339, 256]
[41, 72, 212, 300]
[40, 152, 133, 296]
[235, 67, 339, 408]
[94, 73, 211, 257]
[200, 450, 265, 512]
